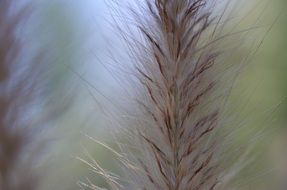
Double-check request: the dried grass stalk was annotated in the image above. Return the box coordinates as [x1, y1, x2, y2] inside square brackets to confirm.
[81, 0, 268, 190]
[122, 1, 226, 189]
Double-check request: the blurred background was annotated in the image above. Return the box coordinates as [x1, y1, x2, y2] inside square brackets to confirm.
[12, 0, 287, 189]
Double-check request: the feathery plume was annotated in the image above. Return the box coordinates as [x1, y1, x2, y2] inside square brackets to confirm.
[81, 0, 271, 189]
[0, 1, 68, 189]
[0, 1, 41, 189]
[120, 1, 227, 189]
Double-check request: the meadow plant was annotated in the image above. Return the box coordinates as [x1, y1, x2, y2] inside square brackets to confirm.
[79, 0, 274, 190]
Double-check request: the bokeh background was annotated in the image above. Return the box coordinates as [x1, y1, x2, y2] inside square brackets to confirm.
[17, 0, 287, 189]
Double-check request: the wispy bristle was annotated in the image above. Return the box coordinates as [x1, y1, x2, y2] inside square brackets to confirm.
[124, 1, 224, 189]
[81, 0, 270, 190]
